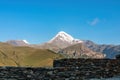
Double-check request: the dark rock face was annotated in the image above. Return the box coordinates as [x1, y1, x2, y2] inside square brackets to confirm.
[0, 59, 120, 80]
[116, 54, 120, 59]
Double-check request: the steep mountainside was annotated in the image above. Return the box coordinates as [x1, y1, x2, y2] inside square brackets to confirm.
[58, 43, 105, 58]
[31, 31, 83, 51]
[84, 40, 120, 58]
[0, 42, 63, 67]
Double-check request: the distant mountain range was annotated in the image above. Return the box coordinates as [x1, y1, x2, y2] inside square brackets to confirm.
[6, 40, 29, 46]
[4, 31, 120, 59]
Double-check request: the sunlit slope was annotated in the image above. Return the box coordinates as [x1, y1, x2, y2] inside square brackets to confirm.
[0, 42, 63, 67]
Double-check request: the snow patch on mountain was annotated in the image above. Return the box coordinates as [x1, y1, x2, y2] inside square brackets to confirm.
[23, 40, 29, 44]
[49, 31, 74, 43]
[49, 31, 83, 44]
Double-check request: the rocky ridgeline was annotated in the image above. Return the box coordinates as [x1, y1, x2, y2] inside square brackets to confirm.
[0, 58, 120, 80]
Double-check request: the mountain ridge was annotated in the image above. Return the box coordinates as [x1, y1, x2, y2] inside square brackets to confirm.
[58, 43, 105, 58]
[6, 40, 29, 46]
[48, 31, 83, 48]
[2, 31, 120, 58]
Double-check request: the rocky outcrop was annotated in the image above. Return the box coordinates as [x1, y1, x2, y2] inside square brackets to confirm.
[58, 43, 105, 58]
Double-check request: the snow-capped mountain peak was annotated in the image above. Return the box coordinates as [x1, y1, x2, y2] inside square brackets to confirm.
[56, 31, 74, 41]
[49, 31, 74, 43]
[49, 31, 83, 45]
[23, 40, 29, 44]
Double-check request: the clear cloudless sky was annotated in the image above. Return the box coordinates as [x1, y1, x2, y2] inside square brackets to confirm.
[0, 0, 120, 44]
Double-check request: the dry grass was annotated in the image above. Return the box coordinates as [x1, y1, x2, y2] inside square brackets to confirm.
[0, 42, 64, 67]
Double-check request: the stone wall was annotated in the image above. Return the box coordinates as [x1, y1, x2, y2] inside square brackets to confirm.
[54, 58, 120, 67]
[0, 59, 120, 80]
[54, 58, 120, 79]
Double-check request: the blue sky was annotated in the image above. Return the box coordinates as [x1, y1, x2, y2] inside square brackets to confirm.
[0, 0, 120, 44]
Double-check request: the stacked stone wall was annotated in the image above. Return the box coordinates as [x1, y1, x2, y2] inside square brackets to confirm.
[0, 59, 120, 80]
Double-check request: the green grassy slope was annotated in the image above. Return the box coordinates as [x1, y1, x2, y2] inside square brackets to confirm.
[0, 42, 63, 67]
